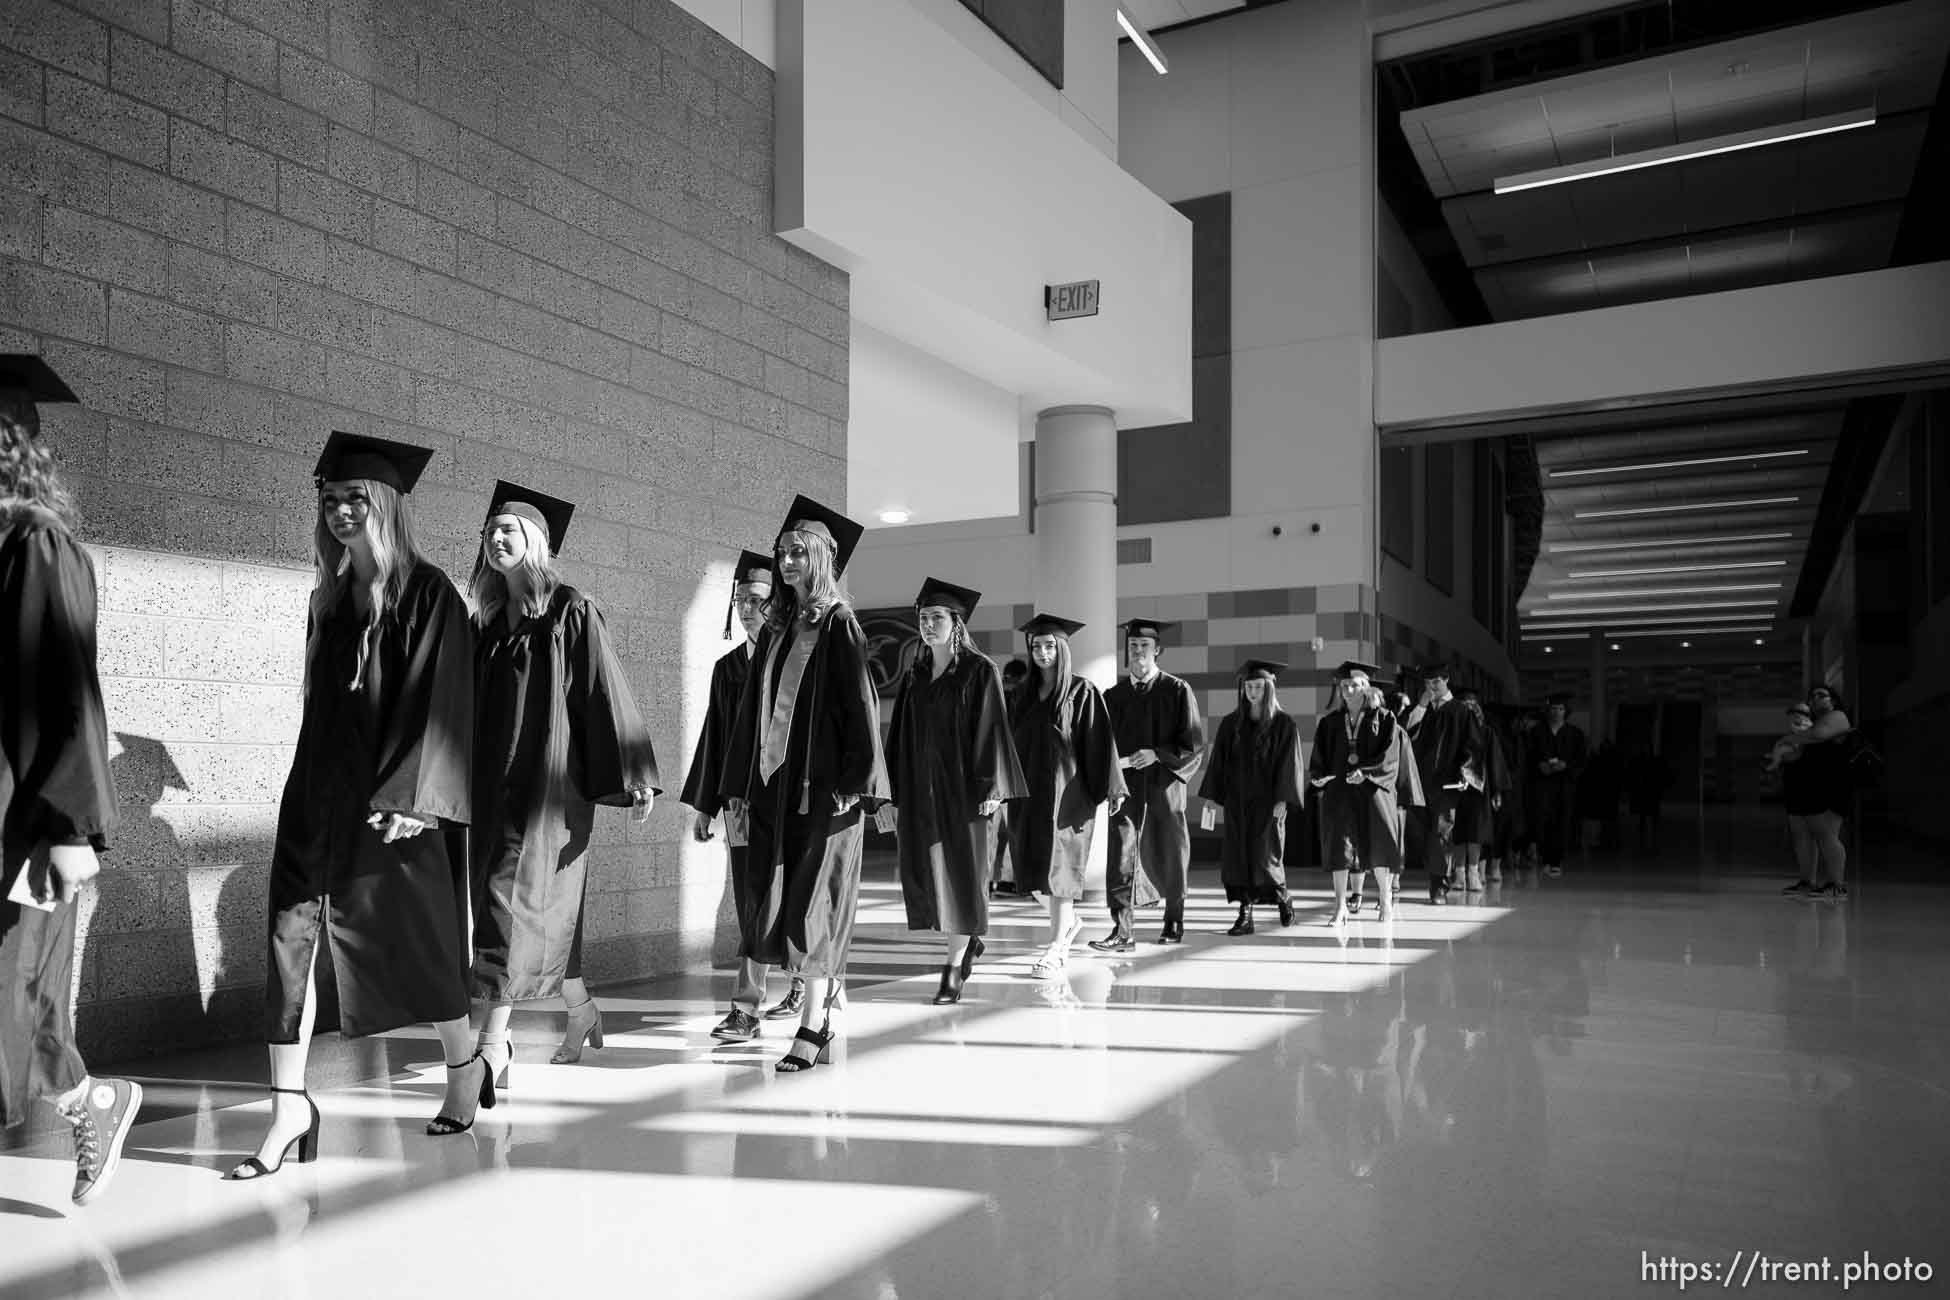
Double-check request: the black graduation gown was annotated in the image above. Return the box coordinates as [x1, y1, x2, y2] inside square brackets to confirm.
[1525, 722, 1586, 862]
[681, 642, 756, 942]
[1007, 676, 1125, 899]
[718, 606, 889, 977]
[471, 586, 660, 1002]
[1309, 705, 1418, 873]
[1, 510, 113, 1127]
[265, 561, 473, 1041]
[1200, 707, 1304, 903]
[1457, 727, 1513, 846]
[887, 652, 1027, 935]
[1407, 696, 1483, 809]
[1103, 672, 1205, 904]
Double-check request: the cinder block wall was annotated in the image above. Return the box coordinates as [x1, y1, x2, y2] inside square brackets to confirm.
[1, 0, 846, 1061]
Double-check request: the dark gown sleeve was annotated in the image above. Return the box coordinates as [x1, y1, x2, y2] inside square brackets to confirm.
[1356, 711, 1401, 791]
[1156, 678, 1206, 785]
[1563, 726, 1589, 780]
[1308, 715, 1336, 787]
[885, 673, 913, 808]
[824, 608, 890, 805]
[680, 653, 740, 816]
[1074, 681, 1127, 808]
[1273, 713, 1304, 808]
[1390, 722, 1427, 809]
[369, 566, 473, 826]
[0, 520, 116, 851]
[565, 594, 661, 805]
[1199, 714, 1235, 805]
[964, 657, 1026, 804]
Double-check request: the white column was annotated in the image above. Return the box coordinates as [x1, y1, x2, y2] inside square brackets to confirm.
[1034, 405, 1119, 688]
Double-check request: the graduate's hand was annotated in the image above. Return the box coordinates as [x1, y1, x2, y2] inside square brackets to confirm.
[1107, 796, 1125, 817]
[369, 812, 429, 843]
[1127, 748, 1158, 770]
[692, 811, 715, 842]
[47, 844, 100, 905]
[1346, 769, 1367, 786]
[1309, 775, 1334, 789]
[977, 798, 1001, 818]
[1272, 802, 1286, 824]
[1491, 794, 1503, 812]
[832, 792, 859, 814]
[629, 788, 655, 823]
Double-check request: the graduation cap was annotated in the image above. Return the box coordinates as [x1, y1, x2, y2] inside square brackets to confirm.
[1121, 618, 1174, 644]
[722, 547, 775, 639]
[1237, 658, 1286, 681]
[485, 480, 574, 551]
[1334, 660, 1381, 680]
[914, 576, 981, 620]
[776, 494, 864, 576]
[1545, 691, 1574, 707]
[1019, 612, 1085, 639]
[1418, 660, 1454, 680]
[0, 355, 80, 407]
[112, 733, 190, 794]
[314, 431, 435, 495]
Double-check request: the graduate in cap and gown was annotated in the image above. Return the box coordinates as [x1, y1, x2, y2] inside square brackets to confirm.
[235, 432, 480, 1178]
[0, 355, 144, 1205]
[719, 496, 889, 1071]
[885, 578, 1026, 1004]
[1199, 659, 1303, 935]
[1527, 693, 1586, 877]
[692, 551, 806, 1042]
[1309, 662, 1422, 924]
[1403, 662, 1484, 904]
[465, 483, 660, 1079]
[1093, 619, 1205, 949]
[1008, 614, 1126, 979]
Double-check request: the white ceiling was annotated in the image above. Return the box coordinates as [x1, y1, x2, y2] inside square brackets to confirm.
[1398, 0, 1950, 319]
[1117, 0, 1247, 34]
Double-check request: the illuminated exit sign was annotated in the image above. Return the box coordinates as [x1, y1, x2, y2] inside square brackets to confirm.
[1045, 279, 1100, 321]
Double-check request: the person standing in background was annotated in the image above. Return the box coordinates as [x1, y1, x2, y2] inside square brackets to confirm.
[0, 356, 144, 1206]
[1527, 693, 1586, 878]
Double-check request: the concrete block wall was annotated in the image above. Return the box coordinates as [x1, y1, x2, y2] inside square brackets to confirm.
[3, 0, 846, 1061]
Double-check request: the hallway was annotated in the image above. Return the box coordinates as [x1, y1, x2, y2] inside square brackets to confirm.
[3, 846, 1945, 1300]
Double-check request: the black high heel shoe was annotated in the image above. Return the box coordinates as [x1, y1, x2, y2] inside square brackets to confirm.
[426, 1052, 496, 1136]
[1226, 904, 1254, 936]
[933, 962, 966, 1004]
[774, 1021, 835, 1073]
[1277, 893, 1295, 927]
[225, 1087, 321, 1180]
[958, 936, 986, 980]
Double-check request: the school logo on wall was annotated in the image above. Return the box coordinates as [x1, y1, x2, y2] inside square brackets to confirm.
[857, 607, 920, 699]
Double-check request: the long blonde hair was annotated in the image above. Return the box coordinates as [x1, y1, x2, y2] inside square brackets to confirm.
[310, 478, 423, 692]
[468, 514, 559, 627]
[0, 401, 80, 530]
[765, 530, 850, 630]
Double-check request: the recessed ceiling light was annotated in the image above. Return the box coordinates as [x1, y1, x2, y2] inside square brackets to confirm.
[1543, 646, 1553, 653]
[877, 508, 911, 525]
[1547, 449, 1810, 478]
[1610, 643, 1620, 651]
[1574, 497, 1799, 519]
[1681, 641, 1691, 648]
[1754, 638, 1764, 645]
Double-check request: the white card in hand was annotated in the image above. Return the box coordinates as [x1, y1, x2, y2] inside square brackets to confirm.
[6, 846, 60, 912]
[874, 805, 897, 835]
[1199, 804, 1217, 832]
[724, 803, 749, 848]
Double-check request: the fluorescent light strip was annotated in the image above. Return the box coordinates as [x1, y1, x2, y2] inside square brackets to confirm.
[1562, 560, 1789, 580]
[1548, 449, 1809, 478]
[1493, 106, 1876, 195]
[1549, 532, 1793, 553]
[1521, 612, 1776, 630]
[1523, 600, 1778, 617]
[1116, 10, 1169, 75]
[1605, 626, 1774, 639]
[1519, 633, 1591, 642]
[1575, 496, 1799, 519]
[1544, 583, 1783, 600]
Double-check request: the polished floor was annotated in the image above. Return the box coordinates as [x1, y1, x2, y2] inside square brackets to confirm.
[4, 820, 1948, 1300]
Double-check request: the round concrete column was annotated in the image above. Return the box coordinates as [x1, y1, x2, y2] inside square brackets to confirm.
[1034, 405, 1118, 688]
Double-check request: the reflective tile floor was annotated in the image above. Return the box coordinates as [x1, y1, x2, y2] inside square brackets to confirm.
[4, 832, 1948, 1300]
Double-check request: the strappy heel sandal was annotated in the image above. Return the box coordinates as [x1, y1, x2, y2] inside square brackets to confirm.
[426, 1052, 495, 1136]
[225, 1087, 321, 1180]
[552, 998, 604, 1065]
[774, 1022, 835, 1073]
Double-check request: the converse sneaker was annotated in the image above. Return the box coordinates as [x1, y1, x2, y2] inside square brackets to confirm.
[62, 1077, 143, 1206]
[1813, 882, 1850, 902]
[1781, 879, 1816, 898]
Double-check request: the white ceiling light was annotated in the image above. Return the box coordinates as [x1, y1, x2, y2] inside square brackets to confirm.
[1522, 612, 1780, 630]
[1545, 583, 1783, 600]
[1608, 625, 1774, 639]
[877, 508, 912, 525]
[1574, 496, 1800, 519]
[1547, 449, 1810, 478]
[1550, 532, 1794, 553]
[1562, 560, 1789, 580]
[1493, 106, 1876, 195]
[1523, 600, 1779, 617]
[1116, 10, 1169, 75]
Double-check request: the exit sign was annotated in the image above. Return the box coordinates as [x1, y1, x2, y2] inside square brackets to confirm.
[1045, 280, 1100, 321]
